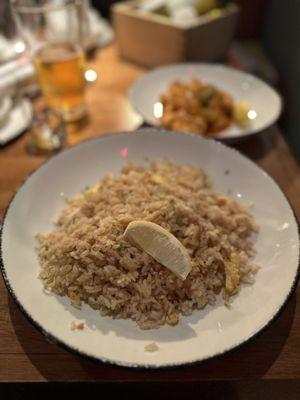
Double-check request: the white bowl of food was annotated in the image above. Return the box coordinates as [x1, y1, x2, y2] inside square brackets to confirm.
[129, 63, 282, 140]
[1, 128, 298, 368]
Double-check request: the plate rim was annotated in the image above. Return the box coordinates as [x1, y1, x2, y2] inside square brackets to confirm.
[128, 63, 283, 140]
[0, 128, 299, 369]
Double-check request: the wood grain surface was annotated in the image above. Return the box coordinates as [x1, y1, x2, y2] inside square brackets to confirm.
[0, 44, 299, 382]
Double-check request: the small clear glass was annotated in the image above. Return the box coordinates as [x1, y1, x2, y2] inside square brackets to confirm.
[27, 108, 67, 155]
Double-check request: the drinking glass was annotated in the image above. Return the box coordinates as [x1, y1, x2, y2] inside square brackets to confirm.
[11, 0, 89, 122]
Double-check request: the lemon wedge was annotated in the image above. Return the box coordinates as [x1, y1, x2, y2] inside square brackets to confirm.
[234, 100, 250, 128]
[124, 221, 191, 280]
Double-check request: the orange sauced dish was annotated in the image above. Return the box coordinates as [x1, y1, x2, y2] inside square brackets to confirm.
[159, 79, 250, 136]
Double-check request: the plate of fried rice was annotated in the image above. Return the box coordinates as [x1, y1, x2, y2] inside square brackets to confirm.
[129, 64, 282, 140]
[0, 128, 298, 368]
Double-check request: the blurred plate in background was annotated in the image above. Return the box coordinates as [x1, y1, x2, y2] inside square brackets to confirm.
[129, 63, 282, 140]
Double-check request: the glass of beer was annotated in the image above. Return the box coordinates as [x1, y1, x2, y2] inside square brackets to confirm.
[11, 0, 89, 122]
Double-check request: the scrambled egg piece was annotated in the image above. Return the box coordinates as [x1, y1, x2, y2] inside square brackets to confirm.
[234, 100, 250, 128]
[224, 252, 240, 296]
[150, 174, 165, 184]
[84, 182, 102, 196]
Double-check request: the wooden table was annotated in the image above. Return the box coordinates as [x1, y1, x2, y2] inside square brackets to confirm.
[1, 44, 300, 383]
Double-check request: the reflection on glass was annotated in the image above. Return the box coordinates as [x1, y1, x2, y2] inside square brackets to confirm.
[85, 69, 97, 82]
[14, 41, 25, 54]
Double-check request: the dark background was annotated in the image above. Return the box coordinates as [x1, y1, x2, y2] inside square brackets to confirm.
[2, 381, 300, 399]
[1, 2, 300, 395]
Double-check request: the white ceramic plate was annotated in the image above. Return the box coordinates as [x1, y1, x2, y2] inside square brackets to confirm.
[129, 64, 282, 140]
[0, 99, 32, 146]
[1, 128, 298, 368]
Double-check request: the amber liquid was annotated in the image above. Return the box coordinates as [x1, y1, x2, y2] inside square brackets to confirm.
[34, 43, 86, 122]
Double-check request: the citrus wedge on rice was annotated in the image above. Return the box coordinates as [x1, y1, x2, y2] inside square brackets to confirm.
[124, 221, 192, 280]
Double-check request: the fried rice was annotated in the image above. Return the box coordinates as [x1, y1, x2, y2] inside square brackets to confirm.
[36, 161, 259, 329]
